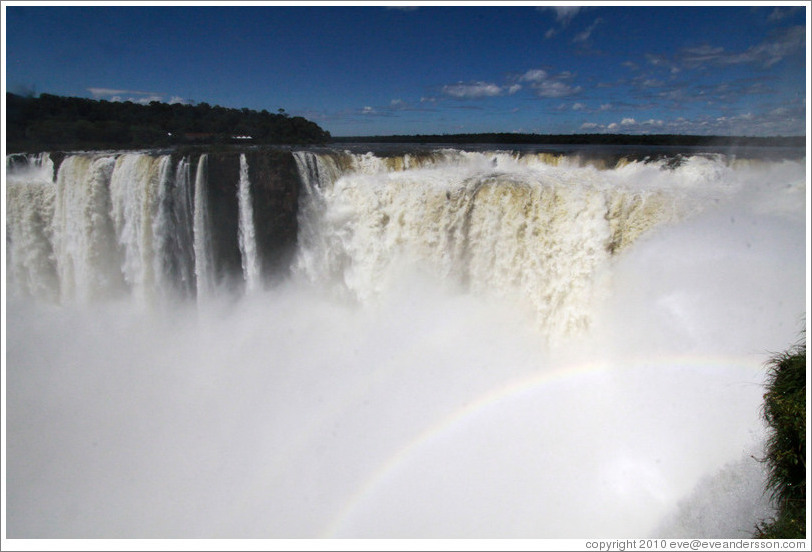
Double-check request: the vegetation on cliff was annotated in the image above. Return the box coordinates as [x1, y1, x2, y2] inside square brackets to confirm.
[756, 334, 806, 539]
[5, 92, 331, 152]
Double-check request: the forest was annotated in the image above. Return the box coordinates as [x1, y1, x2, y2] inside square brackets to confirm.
[5, 92, 332, 152]
[332, 132, 805, 148]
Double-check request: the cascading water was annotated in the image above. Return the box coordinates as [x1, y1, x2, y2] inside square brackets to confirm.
[52, 154, 122, 303]
[4, 146, 807, 539]
[238, 153, 261, 292]
[293, 150, 704, 338]
[5, 153, 59, 301]
[193, 153, 214, 301]
[169, 156, 197, 297]
[109, 153, 162, 304]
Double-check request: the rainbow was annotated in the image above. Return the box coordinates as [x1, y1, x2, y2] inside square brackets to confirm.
[321, 353, 767, 537]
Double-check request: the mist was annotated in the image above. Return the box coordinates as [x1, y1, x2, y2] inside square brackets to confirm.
[4, 149, 806, 539]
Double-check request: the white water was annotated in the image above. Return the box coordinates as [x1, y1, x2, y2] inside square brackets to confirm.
[192, 154, 214, 302]
[109, 153, 167, 304]
[169, 156, 197, 298]
[5, 154, 59, 301]
[293, 151, 738, 338]
[52, 155, 122, 303]
[238, 153, 261, 292]
[4, 148, 807, 540]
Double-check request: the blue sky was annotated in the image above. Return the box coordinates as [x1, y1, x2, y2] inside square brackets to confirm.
[3, 2, 808, 137]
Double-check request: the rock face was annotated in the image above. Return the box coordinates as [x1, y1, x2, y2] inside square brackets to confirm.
[198, 149, 301, 289]
[204, 152, 242, 287]
[246, 150, 300, 283]
[157, 147, 301, 290]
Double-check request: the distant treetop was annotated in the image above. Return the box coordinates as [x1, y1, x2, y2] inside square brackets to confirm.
[331, 132, 805, 148]
[5, 92, 332, 153]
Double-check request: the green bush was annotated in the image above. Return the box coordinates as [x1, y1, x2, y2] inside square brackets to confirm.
[756, 334, 806, 539]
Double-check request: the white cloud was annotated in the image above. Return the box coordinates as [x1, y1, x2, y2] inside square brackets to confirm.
[600, 103, 612, 111]
[519, 69, 581, 98]
[134, 95, 164, 105]
[88, 87, 131, 97]
[534, 80, 581, 98]
[673, 25, 804, 70]
[681, 44, 726, 65]
[540, 6, 586, 41]
[88, 87, 161, 98]
[519, 69, 548, 83]
[572, 103, 586, 110]
[362, 106, 375, 114]
[573, 18, 602, 43]
[538, 6, 582, 25]
[575, 111, 804, 136]
[644, 53, 679, 73]
[645, 53, 665, 66]
[507, 84, 522, 95]
[767, 7, 801, 22]
[87, 87, 174, 105]
[659, 87, 688, 102]
[442, 81, 505, 99]
[738, 25, 804, 67]
[660, 108, 804, 135]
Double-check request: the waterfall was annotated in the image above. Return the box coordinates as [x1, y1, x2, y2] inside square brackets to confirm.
[151, 155, 176, 297]
[237, 153, 260, 292]
[6, 147, 802, 336]
[5, 151, 55, 180]
[193, 154, 214, 301]
[292, 150, 689, 338]
[6, 146, 782, 338]
[5, 153, 58, 301]
[170, 156, 197, 297]
[51, 154, 122, 303]
[5, 149, 299, 304]
[109, 154, 160, 304]
[5, 146, 806, 538]
[292, 151, 341, 292]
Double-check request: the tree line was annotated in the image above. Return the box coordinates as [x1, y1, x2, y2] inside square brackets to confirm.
[5, 92, 332, 153]
[332, 132, 805, 148]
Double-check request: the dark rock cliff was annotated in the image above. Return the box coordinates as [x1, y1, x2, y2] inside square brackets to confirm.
[205, 152, 243, 287]
[246, 150, 300, 284]
[194, 148, 301, 289]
